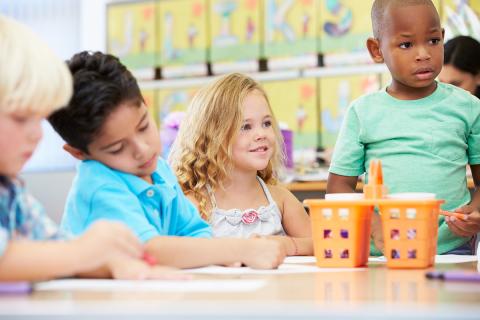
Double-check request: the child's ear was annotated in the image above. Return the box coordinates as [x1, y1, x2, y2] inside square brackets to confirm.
[367, 37, 384, 63]
[475, 73, 480, 87]
[63, 144, 88, 160]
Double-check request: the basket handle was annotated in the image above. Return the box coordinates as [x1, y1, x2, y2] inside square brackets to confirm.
[364, 159, 387, 199]
[369, 159, 383, 185]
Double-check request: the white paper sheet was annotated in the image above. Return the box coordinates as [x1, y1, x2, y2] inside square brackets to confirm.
[434, 255, 477, 264]
[368, 255, 477, 264]
[284, 256, 317, 264]
[34, 279, 267, 292]
[183, 263, 365, 274]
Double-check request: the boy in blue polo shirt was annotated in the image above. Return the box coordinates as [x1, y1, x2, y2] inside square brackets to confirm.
[48, 51, 285, 269]
[327, 0, 480, 255]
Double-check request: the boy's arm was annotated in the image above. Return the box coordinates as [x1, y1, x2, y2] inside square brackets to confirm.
[0, 240, 99, 281]
[0, 241, 184, 281]
[326, 173, 359, 193]
[0, 221, 184, 281]
[144, 236, 285, 269]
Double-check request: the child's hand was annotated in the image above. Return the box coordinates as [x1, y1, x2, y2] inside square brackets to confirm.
[73, 220, 143, 268]
[445, 204, 480, 237]
[371, 214, 384, 253]
[241, 238, 286, 269]
[107, 255, 192, 280]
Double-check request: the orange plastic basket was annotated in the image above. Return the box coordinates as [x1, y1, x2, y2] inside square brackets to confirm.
[377, 199, 441, 268]
[306, 199, 373, 267]
[305, 160, 443, 269]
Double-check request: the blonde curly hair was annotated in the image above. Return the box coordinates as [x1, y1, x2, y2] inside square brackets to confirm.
[169, 73, 285, 220]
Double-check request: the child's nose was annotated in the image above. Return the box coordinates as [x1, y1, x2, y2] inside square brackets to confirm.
[133, 139, 149, 159]
[254, 128, 267, 140]
[416, 46, 431, 61]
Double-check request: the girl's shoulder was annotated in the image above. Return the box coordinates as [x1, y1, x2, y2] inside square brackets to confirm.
[263, 182, 294, 206]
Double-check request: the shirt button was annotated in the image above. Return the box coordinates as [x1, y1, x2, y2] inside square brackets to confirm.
[146, 190, 155, 197]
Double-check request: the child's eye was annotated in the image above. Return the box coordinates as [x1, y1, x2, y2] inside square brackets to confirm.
[430, 38, 441, 45]
[399, 42, 412, 49]
[109, 146, 124, 155]
[139, 122, 149, 132]
[241, 123, 251, 131]
[12, 115, 29, 124]
[263, 120, 272, 128]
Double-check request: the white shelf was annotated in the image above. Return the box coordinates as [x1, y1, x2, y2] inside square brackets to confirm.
[138, 64, 388, 90]
[303, 64, 388, 78]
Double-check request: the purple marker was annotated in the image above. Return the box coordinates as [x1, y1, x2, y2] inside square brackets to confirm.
[426, 271, 480, 282]
[0, 282, 32, 294]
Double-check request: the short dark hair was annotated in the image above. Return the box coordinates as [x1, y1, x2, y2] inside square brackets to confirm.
[444, 36, 480, 76]
[444, 35, 480, 99]
[48, 51, 143, 154]
[371, 0, 436, 39]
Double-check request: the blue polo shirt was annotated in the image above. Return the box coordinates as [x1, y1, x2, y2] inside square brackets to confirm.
[61, 158, 211, 242]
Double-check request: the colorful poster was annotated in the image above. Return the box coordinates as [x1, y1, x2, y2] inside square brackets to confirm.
[156, 86, 201, 157]
[262, 78, 318, 153]
[263, 0, 318, 58]
[157, 0, 208, 66]
[209, 0, 261, 62]
[318, 0, 373, 57]
[319, 74, 380, 148]
[442, 0, 480, 40]
[107, 1, 157, 70]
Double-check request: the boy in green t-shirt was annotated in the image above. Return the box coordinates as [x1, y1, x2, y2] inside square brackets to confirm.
[327, 0, 480, 255]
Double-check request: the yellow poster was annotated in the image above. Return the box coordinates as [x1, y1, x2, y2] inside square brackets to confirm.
[263, 0, 318, 58]
[157, 0, 208, 66]
[262, 78, 318, 150]
[107, 1, 157, 70]
[318, 0, 373, 54]
[320, 74, 380, 148]
[210, 0, 261, 62]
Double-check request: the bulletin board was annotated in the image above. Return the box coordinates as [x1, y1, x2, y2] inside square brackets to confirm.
[106, 1, 157, 70]
[318, 0, 373, 56]
[262, 0, 318, 59]
[209, 0, 262, 63]
[262, 78, 318, 152]
[319, 74, 380, 148]
[157, 0, 208, 66]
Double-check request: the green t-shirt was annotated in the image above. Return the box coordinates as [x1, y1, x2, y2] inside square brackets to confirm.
[330, 82, 480, 254]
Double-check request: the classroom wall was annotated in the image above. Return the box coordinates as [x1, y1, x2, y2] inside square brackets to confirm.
[1, 0, 110, 222]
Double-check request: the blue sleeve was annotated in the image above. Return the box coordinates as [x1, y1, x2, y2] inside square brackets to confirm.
[89, 184, 159, 242]
[158, 159, 212, 238]
[171, 191, 212, 238]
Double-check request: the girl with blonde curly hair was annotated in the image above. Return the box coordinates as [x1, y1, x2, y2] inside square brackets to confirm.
[170, 73, 312, 256]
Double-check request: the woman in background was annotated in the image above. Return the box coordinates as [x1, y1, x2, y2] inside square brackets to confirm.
[439, 35, 480, 99]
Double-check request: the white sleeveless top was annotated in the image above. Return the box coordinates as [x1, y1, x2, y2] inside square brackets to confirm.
[206, 176, 286, 238]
